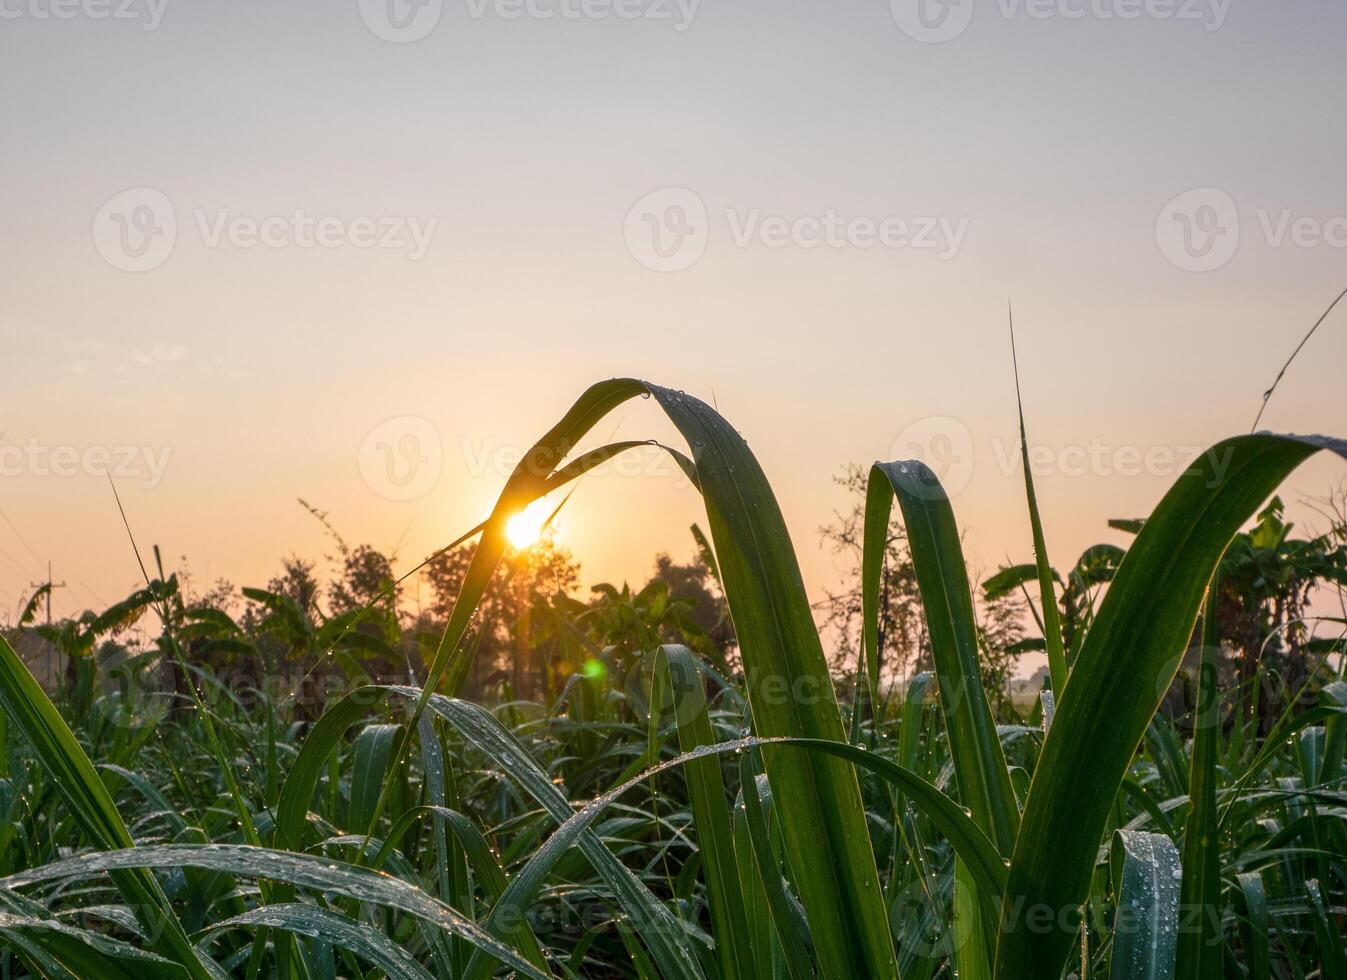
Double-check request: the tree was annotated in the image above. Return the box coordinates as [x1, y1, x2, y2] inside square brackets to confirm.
[421, 537, 579, 701]
[816, 464, 926, 686]
[328, 544, 399, 627]
[974, 581, 1028, 714]
[1213, 497, 1347, 730]
[266, 556, 321, 620]
[647, 547, 734, 663]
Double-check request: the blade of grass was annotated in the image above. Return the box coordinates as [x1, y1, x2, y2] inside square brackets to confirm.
[347, 724, 401, 836]
[995, 433, 1347, 979]
[645, 383, 897, 979]
[651, 644, 754, 980]
[953, 857, 994, 980]
[0, 843, 549, 980]
[867, 461, 1019, 857]
[1233, 872, 1270, 980]
[0, 913, 191, 980]
[1319, 680, 1347, 785]
[416, 712, 471, 975]
[897, 672, 935, 774]
[732, 772, 784, 980]
[1109, 831, 1180, 980]
[204, 905, 436, 980]
[1009, 306, 1068, 693]
[1174, 594, 1222, 980]
[1305, 879, 1347, 980]
[736, 756, 815, 980]
[1250, 283, 1347, 431]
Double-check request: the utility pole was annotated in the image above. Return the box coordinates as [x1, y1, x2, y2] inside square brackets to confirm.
[29, 561, 67, 626]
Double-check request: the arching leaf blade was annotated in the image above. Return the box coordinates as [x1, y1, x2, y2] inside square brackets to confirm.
[996, 433, 1347, 979]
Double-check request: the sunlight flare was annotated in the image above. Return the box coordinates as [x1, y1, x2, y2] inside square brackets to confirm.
[506, 498, 552, 550]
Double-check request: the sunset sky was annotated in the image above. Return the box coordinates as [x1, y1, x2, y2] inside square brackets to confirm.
[3, 1, 1346, 636]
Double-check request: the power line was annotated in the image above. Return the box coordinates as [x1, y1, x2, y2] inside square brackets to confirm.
[0, 551, 28, 582]
[0, 505, 42, 571]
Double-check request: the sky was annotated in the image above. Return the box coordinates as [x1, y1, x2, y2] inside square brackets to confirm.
[2, 0, 1346, 640]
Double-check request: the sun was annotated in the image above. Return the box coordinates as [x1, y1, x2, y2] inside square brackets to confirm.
[506, 499, 552, 550]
